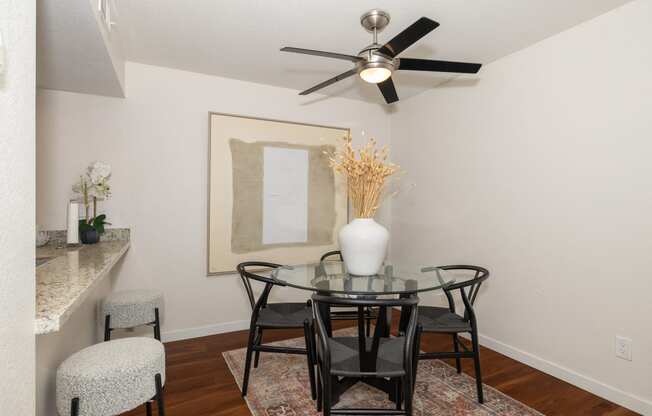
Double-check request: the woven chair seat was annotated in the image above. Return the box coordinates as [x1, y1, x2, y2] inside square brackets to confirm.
[418, 306, 472, 333]
[329, 336, 407, 377]
[257, 303, 312, 328]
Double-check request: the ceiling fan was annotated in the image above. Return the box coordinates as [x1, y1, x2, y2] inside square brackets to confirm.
[281, 9, 482, 104]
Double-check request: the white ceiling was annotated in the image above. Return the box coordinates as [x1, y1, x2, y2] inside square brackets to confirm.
[112, 1, 631, 103]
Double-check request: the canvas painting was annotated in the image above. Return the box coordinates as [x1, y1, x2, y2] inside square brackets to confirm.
[208, 113, 349, 275]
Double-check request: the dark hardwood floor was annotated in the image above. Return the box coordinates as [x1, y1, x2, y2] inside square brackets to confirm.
[125, 318, 638, 416]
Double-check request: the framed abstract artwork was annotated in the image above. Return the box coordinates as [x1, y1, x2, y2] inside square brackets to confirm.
[207, 112, 349, 275]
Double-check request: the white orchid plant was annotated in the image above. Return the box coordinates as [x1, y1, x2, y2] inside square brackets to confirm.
[73, 161, 112, 234]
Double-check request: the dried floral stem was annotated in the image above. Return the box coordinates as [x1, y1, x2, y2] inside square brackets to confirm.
[327, 135, 399, 218]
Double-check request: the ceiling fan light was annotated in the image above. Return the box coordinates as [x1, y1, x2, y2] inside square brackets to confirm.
[360, 66, 392, 84]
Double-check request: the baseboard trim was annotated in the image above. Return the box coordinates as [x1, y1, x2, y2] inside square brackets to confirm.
[461, 332, 651, 415]
[161, 319, 249, 343]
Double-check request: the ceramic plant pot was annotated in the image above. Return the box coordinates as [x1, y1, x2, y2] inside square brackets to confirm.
[338, 218, 389, 276]
[80, 229, 100, 244]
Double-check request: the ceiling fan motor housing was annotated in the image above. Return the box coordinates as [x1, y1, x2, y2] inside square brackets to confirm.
[357, 48, 396, 74]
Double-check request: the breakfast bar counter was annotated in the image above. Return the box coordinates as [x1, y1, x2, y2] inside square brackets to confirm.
[35, 237, 130, 334]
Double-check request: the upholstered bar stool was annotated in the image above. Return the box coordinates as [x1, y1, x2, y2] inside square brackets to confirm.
[102, 290, 164, 341]
[56, 337, 166, 416]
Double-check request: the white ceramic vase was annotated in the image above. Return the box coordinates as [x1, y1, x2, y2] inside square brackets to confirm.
[338, 218, 389, 276]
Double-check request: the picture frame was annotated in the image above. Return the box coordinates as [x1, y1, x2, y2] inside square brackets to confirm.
[207, 112, 349, 275]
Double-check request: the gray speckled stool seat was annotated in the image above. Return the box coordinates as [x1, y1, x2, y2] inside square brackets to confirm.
[102, 290, 164, 341]
[56, 337, 166, 416]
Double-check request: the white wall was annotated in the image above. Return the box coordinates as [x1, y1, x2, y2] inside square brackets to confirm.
[389, 0, 652, 413]
[0, 0, 36, 414]
[36, 62, 390, 340]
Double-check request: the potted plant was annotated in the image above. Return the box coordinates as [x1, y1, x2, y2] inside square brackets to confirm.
[73, 161, 112, 244]
[328, 136, 399, 275]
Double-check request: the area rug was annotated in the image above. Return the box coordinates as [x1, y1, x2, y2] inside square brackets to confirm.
[223, 329, 544, 416]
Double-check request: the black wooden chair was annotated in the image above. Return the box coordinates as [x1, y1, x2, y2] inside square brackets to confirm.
[416, 265, 489, 403]
[312, 294, 421, 416]
[237, 262, 317, 399]
[320, 250, 378, 336]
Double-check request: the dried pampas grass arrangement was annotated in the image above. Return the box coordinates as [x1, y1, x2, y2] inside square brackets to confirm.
[328, 135, 400, 218]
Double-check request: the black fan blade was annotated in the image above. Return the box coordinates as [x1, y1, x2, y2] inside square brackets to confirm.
[281, 47, 363, 63]
[377, 17, 439, 57]
[299, 68, 358, 96]
[377, 77, 399, 104]
[398, 58, 482, 73]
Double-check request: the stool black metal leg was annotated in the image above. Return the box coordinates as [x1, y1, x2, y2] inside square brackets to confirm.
[303, 320, 317, 400]
[452, 334, 462, 373]
[154, 308, 161, 341]
[70, 398, 79, 416]
[146, 400, 152, 416]
[155, 373, 166, 416]
[241, 323, 257, 396]
[104, 315, 111, 341]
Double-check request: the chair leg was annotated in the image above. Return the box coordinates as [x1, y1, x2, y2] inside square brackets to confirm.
[104, 315, 111, 341]
[242, 324, 257, 397]
[452, 334, 462, 373]
[323, 375, 332, 416]
[403, 375, 413, 416]
[316, 365, 323, 411]
[309, 322, 319, 374]
[366, 307, 372, 337]
[304, 321, 317, 400]
[154, 308, 161, 341]
[155, 373, 166, 416]
[254, 328, 263, 368]
[146, 400, 152, 416]
[310, 323, 318, 365]
[412, 326, 422, 390]
[395, 378, 402, 410]
[70, 398, 79, 416]
[471, 330, 484, 404]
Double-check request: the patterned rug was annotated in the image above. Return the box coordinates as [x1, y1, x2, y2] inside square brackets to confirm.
[223, 329, 544, 416]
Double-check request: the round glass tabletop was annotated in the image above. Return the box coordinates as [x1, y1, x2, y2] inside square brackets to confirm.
[269, 261, 455, 295]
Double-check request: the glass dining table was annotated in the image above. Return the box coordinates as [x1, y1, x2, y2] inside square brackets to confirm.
[262, 260, 456, 405]
[270, 261, 455, 331]
[272, 261, 454, 295]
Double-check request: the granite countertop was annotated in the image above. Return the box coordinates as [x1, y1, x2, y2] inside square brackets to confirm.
[35, 238, 130, 334]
